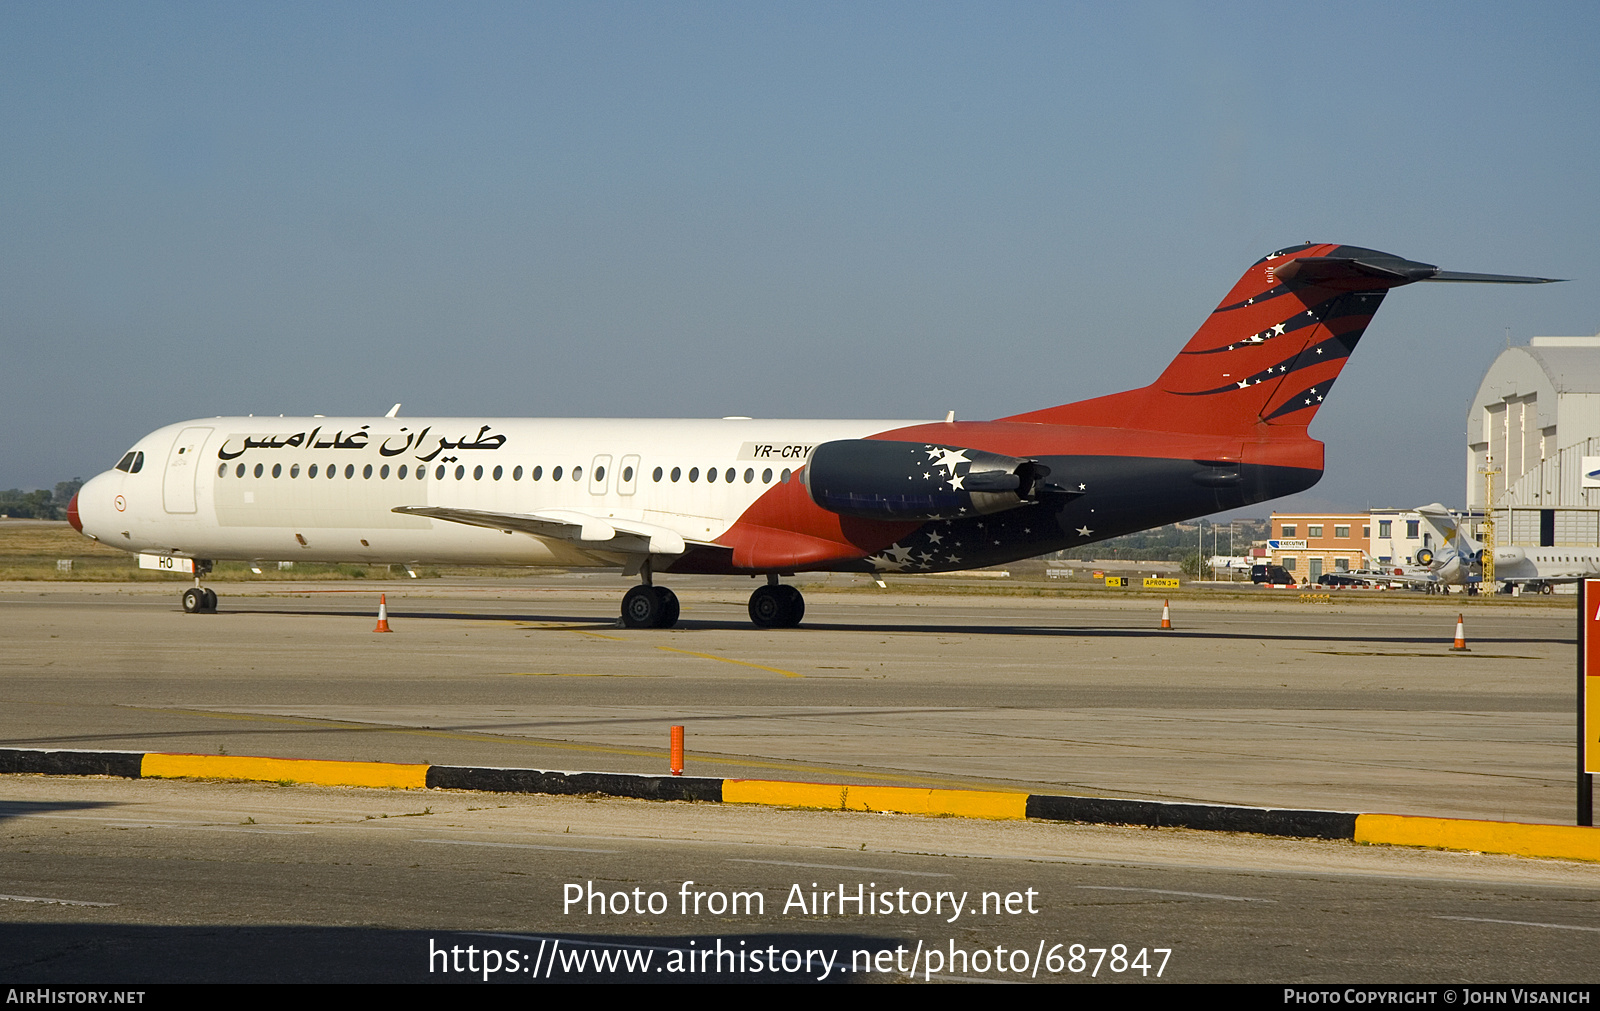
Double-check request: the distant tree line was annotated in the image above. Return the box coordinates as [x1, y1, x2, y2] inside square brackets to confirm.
[0, 480, 84, 520]
[1052, 518, 1269, 562]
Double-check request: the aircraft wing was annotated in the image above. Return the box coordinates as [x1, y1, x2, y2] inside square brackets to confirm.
[392, 505, 715, 557]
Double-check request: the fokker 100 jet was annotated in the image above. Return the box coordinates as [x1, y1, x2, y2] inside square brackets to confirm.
[69, 244, 1558, 628]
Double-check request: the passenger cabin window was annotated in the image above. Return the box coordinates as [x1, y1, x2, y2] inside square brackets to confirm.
[217, 463, 227, 477]
[473, 465, 483, 480]
[254, 464, 264, 478]
[671, 467, 681, 482]
[380, 464, 389, 479]
[552, 466, 563, 481]
[513, 466, 523, 480]
[272, 464, 282, 478]
[493, 466, 503, 480]
[653, 467, 663, 482]
[688, 467, 699, 482]
[707, 467, 717, 483]
[291, 464, 300, 478]
[725, 468, 736, 483]
[237, 464, 247, 477]
[572, 466, 582, 481]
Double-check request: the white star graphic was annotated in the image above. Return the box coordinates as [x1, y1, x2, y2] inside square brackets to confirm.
[1237, 380, 1249, 389]
[885, 544, 914, 564]
[1076, 526, 1093, 536]
[948, 474, 964, 490]
[926, 530, 943, 545]
[929, 448, 971, 474]
[1272, 323, 1286, 335]
[1077, 483, 1086, 490]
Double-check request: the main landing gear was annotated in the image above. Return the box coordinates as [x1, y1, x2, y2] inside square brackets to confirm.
[180, 560, 217, 614]
[621, 583, 680, 629]
[748, 576, 804, 629]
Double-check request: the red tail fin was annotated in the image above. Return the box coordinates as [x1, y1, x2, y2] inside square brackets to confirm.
[1004, 243, 1422, 436]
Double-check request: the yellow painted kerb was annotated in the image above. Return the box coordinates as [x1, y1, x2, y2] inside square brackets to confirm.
[723, 779, 1027, 820]
[140, 753, 429, 789]
[1355, 814, 1600, 863]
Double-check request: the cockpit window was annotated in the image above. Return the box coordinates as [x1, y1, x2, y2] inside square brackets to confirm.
[114, 451, 145, 474]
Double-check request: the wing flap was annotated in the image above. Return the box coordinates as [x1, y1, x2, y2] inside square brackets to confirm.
[392, 505, 698, 557]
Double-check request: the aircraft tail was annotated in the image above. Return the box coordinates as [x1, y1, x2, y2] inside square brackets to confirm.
[1004, 244, 1558, 438]
[1413, 504, 1482, 583]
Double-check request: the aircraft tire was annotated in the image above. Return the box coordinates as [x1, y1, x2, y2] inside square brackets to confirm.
[182, 588, 205, 614]
[749, 584, 803, 628]
[621, 585, 662, 628]
[201, 588, 218, 612]
[748, 585, 783, 627]
[1541, 582, 1554, 595]
[653, 586, 680, 628]
[775, 584, 804, 626]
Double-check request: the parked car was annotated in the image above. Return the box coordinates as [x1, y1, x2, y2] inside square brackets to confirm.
[1316, 572, 1375, 588]
[1250, 564, 1296, 585]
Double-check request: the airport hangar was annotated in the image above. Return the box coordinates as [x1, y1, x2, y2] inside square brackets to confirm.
[1469, 332, 1600, 551]
[1261, 331, 1600, 579]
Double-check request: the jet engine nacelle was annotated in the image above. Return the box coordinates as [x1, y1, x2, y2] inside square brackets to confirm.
[803, 440, 1052, 520]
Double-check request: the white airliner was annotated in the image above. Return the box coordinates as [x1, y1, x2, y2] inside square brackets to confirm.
[68, 244, 1558, 627]
[1414, 503, 1600, 594]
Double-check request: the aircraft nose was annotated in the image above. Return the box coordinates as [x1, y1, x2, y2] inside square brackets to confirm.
[67, 492, 82, 533]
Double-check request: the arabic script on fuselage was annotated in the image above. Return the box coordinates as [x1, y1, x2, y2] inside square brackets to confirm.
[216, 425, 507, 464]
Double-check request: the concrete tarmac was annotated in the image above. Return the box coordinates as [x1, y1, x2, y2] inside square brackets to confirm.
[1, 777, 1596, 983]
[0, 578, 1580, 820]
[1, 578, 1594, 983]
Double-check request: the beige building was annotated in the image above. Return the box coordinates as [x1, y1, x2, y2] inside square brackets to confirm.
[1268, 513, 1370, 580]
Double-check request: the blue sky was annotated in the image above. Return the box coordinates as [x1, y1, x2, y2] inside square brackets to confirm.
[3, 2, 1596, 513]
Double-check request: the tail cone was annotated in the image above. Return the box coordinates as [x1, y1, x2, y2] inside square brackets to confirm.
[374, 594, 393, 633]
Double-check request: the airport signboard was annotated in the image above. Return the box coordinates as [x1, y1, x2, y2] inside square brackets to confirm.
[1268, 539, 1307, 550]
[1581, 581, 1599, 824]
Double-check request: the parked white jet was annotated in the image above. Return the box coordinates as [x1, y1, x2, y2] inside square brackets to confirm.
[1414, 503, 1600, 594]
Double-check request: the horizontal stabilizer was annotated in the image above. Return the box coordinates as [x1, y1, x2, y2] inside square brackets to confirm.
[1420, 270, 1566, 284]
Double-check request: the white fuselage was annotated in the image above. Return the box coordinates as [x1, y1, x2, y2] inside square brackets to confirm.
[75, 416, 929, 567]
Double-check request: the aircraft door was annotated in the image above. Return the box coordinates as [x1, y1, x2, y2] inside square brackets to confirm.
[163, 426, 213, 514]
[589, 454, 612, 495]
[618, 454, 640, 496]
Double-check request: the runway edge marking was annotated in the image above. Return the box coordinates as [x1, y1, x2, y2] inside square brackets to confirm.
[2, 747, 1595, 862]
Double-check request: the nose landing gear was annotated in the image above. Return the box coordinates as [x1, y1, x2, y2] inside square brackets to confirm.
[180, 560, 217, 613]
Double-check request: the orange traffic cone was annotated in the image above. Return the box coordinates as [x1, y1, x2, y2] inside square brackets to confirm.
[1161, 599, 1172, 629]
[373, 594, 393, 633]
[1449, 613, 1467, 651]
[670, 725, 684, 776]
